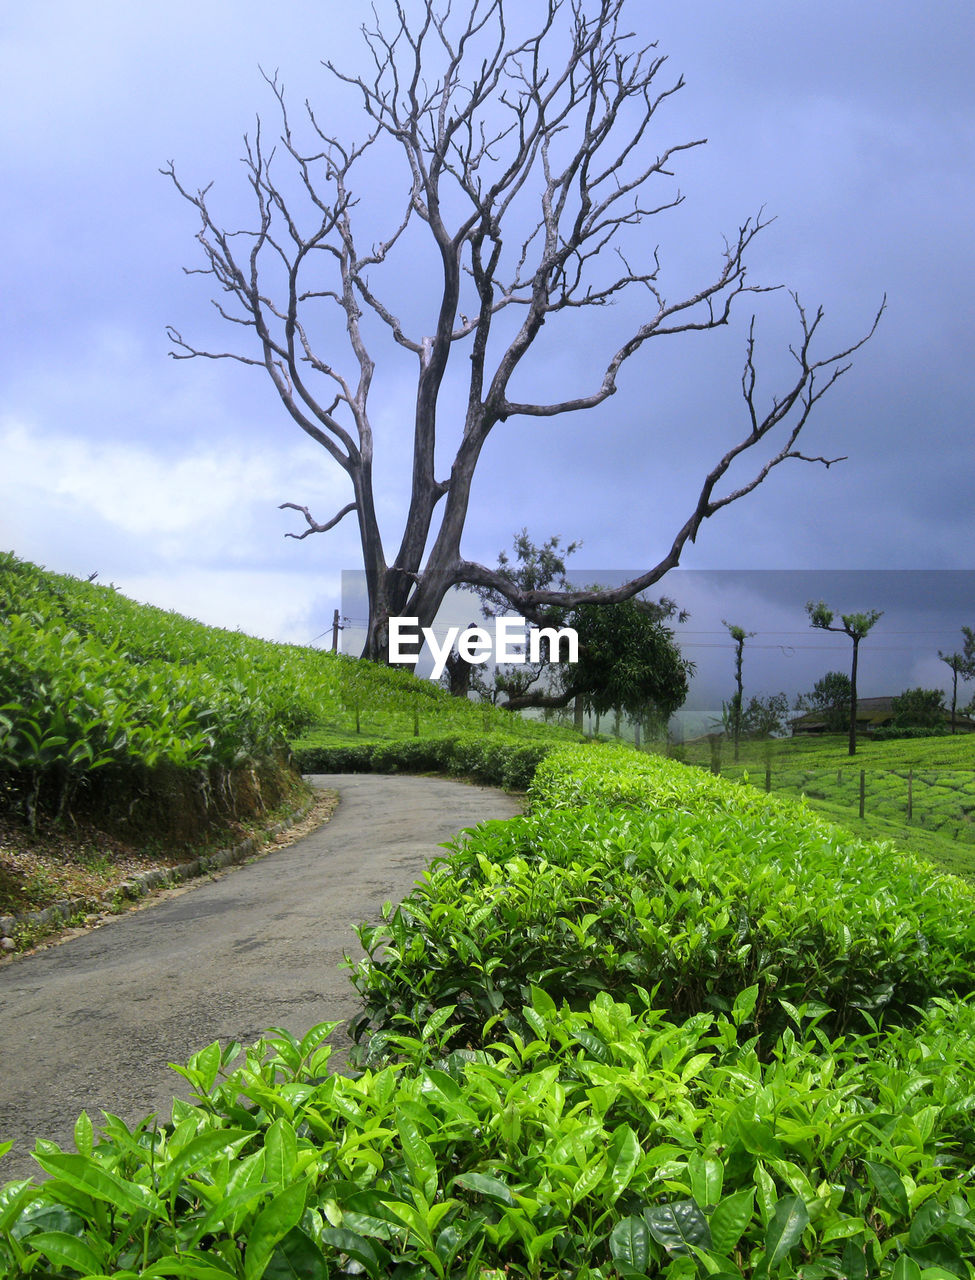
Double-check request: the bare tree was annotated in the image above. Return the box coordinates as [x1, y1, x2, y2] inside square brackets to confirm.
[164, 0, 883, 662]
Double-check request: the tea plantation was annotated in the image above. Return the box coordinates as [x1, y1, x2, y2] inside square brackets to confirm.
[3, 555, 975, 1277]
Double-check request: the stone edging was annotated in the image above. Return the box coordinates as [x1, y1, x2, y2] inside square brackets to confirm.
[0, 797, 317, 942]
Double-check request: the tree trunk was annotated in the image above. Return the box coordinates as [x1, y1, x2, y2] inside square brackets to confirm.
[848, 637, 860, 756]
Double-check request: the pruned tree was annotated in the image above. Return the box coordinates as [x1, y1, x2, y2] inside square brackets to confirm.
[939, 651, 966, 734]
[722, 620, 754, 763]
[806, 601, 883, 756]
[165, 0, 883, 661]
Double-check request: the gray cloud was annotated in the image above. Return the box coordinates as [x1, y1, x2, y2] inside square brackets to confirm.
[2, 1, 972, 650]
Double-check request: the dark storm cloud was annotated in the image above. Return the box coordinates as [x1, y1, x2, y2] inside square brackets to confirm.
[1, 1, 972, 640]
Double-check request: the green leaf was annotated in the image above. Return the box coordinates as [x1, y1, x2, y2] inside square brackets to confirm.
[26, 1230, 105, 1276]
[264, 1117, 298, 1189]
[451, 1171, 516, 1206]
[841, 1239, 868, 1280]
[908, 1241, 969, 1276]
[156, 1127, 253, 1196]
[688, 1152, 724, 1210]
[320, 1226, 391, 1280]
[244, 1182, 308, 1280]
[863, 1160, 910, 1220]
[396, 1110, 438, 1203]
[143, 1253, 239, 1278]
[421, 1003, 458, 1041]
[763, 1194, 809, 1268]
[890, 1258, 923, 1280]
[608, 1126, 642, 1202]
[735, 1117, 784, 1159]
[30, 1150, 164, 1217]
[0, 1182, 44, 1235]
[708, 1186, 755, 1256]
[263, 1226, 329, 1280]
[73, 1110, 94, 1157]
[645, 1198, 712, 1256]
[610, 1215, 651, 1272]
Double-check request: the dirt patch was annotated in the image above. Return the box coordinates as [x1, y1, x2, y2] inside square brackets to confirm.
[0, 786, 337, 956]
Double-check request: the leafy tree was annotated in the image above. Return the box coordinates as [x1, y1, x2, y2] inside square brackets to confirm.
[794, 670, 853, 735]
[891, 687, 946, 730]
[543, 596, 694, 724]
[472, 531, 692, 725]
[471, 529, 579, 712]
[165, 0, 882, 662]
[806, 602, 883, 755]
[722, 620, 755, 763]
[740, 691, 790, 738]
[964, 626, 975, 672]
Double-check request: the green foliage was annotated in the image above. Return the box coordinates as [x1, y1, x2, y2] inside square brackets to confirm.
[807, 601, 884, 642]
[564, 597, 693, 721]
[297, 734, 554, 791]
[5, 999, 975, 1278]
[348, 748, 975, 1053]
[672, 734, 975, 873]
[0, 552, 573, 826]
[892, 688, 947, 729]
[794, 671, 853, 732]
[871, 726, 949, 741]
[6, 604, 975, 1278]
[740, 692, 790, 738]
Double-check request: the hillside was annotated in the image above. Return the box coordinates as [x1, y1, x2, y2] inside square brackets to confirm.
[0, 552, 570, 930]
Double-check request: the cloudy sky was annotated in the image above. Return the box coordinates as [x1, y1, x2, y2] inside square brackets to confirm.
[2, 2, 972, 707]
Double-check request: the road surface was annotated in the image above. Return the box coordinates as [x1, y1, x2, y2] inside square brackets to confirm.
[0, 774, 522, 1182]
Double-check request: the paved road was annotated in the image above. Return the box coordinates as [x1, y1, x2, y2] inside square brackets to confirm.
[0, 774, 522, 1182]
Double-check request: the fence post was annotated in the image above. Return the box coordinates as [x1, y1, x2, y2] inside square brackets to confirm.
[859, 769, 866, 819]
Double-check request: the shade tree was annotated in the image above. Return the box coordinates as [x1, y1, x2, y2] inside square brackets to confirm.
[806, 602, 883, 756]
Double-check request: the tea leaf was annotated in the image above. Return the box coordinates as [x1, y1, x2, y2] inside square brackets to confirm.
[244, 1181, 308, 1280]
[24, 1229, 104, 1275]
[763, 1195, 809, 1268]
[863, 1160, 910, 1219]
[708, 1186, 755, 1256]
[610, 1214, 651, 1271]
[645, 1198, 712, 1256]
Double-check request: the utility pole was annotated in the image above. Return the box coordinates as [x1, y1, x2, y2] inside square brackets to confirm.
[331, 609, 342, 653]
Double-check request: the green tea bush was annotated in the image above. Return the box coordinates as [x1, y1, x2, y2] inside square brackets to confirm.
[872, 727, 949, 741]
[0, 552, 571, 827]
[4, 997, 975, 1278]
[349, 747, 975, 1050]
[295, 734, 554, 791]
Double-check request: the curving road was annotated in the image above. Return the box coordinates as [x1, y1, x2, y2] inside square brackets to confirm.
[0, 774, 522, 1183]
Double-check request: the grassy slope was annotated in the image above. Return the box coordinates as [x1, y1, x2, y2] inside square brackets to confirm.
[5, 552, 970, 885]
[1, 552, 572, 748]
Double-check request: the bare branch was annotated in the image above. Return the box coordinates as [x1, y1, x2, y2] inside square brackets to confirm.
[279, 500, 357, 540]
[165, 0, 885, 663]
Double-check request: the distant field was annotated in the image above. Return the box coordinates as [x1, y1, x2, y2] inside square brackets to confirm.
[670, 731, 975, 879]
